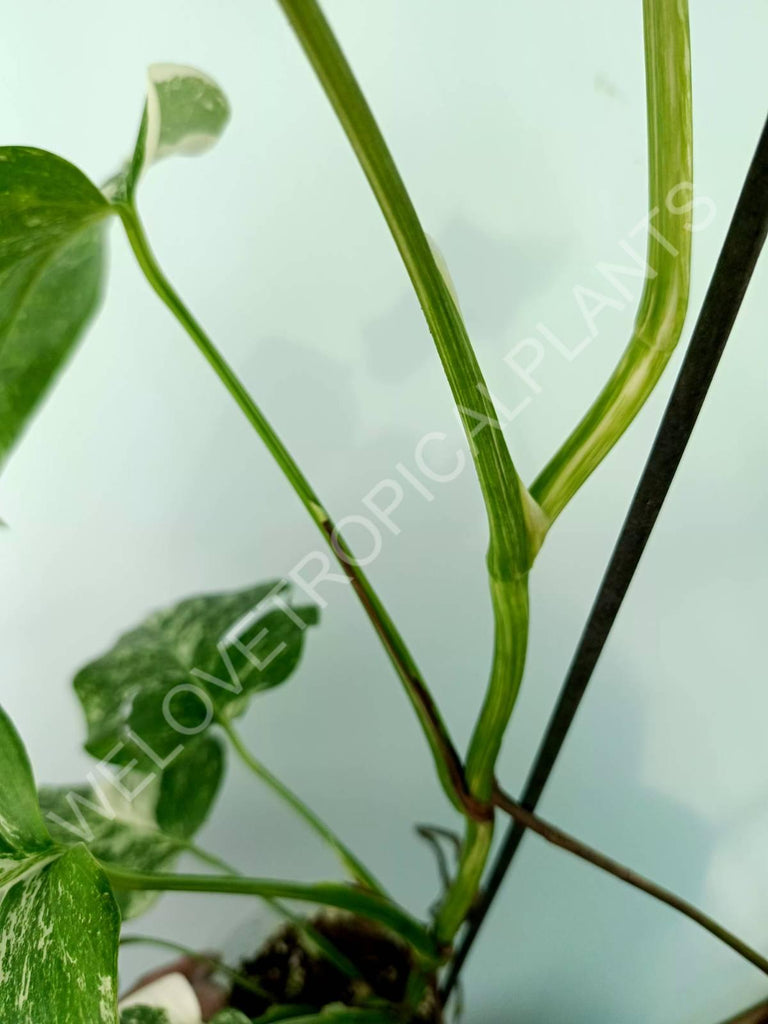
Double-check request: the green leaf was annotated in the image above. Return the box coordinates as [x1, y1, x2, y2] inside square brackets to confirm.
[0, 147, 110, 468]
[106, 63, 230, 203]
[40, 733, 224, 920]
[155, 734, 225, 839]
[0, 845, 121, 1024]
[40, 776, 184, 921]
[210, 1012, 253, 1024]
[74, 581, 318, 770]
[0, 707, 120, 1023]
[0, 705, 51, 854]
[120, 1008, 171, 1024]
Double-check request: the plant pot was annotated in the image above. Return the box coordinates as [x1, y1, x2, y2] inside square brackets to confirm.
[125, 910, 443, 1023]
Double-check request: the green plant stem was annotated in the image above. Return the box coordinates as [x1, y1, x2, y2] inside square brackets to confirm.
[531, 0, 693, 524]
[217, 713, 384, 895]
[101, 864, 443, 965]
[277, 0, 533, 579]
[278, 0, 532, 945]
[444, 0, 702, 998]
[493, 787, 768, 977]
[119, 934, 272, 999]
[183, 835, 360, 979]
[116, 202, 472, 821]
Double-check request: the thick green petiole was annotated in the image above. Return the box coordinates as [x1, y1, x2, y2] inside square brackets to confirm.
[278, 0, 695, 948]
[278, 0, 532, 945]
[277, 0, 534, 582]
[531, 0, 693, 525]
[179, 840, 362, 977]
[102, 865, 443, 965]
[434, 577, 530, 942]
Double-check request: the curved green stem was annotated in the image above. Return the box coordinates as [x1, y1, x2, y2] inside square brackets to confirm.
[218, 715, 384, 895]
[102, 864, 443, 965]
[465, 577, 529, 801]
[116, 201, 469, 819]
[531, 0, 693, 524]
[182, 834, 360, 978]
[278, 0, 531, 946]
[277, 0, 532, 581]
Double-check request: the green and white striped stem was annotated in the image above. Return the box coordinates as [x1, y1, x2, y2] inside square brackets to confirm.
[531, 0, 693, 524]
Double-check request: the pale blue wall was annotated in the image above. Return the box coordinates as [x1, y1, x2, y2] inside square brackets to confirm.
[2, 2, 767, 1020]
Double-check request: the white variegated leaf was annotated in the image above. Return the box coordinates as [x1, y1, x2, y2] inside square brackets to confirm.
[105, 63, 230, 203]
[0, 844, 120, 1024]
[73, 582, 318, 769]
[39, 734, 224, 920]
[40, 775, 180, 921]
[0, 706, 121, 1022]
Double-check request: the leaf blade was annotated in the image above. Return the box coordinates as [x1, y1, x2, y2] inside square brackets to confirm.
[74, 581, 318, 770]
[40, 779, 180, 921]
[0, 147, 110, 467]
[0, 845, 120, 1024]
[0, 705, 52, 854]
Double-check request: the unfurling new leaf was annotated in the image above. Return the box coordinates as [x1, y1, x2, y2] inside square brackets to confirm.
[106, 63, 230, 204]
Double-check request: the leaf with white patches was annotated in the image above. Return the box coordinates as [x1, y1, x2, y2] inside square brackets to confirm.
[73, 581, 318, 772]
[39, 736, 224, 919]
[0, 848, 121, 1023]
[105, 64, 230, 203]
[0, 147, 110, 470]
[40, 777, 181, 921]
[0, 706, 121, 1022]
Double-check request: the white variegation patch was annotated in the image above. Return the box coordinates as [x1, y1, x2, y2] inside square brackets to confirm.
[0, 846, 121, 1023]
[0, 707, 121, 1022]
[40, 775, 180, 921]
[144, 64, 230, 166]
[427, 235, 462, 310]
[102, 63, 230, 203]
